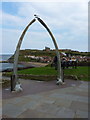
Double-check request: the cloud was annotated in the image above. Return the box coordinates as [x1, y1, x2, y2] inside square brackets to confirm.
[2, 10, 27, 29]
[17, 2, 88, 32]
[2, 25, 88, 54]
[1, 2, 88, 53]
[2, 11, 23, 25]
[2, 2, 88, 32]
[2, 28, 56, 54]
[2, 0, 89, 2]
[0, 10, 2, 25]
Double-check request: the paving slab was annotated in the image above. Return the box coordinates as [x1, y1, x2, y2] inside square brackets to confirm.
[70, 101, 88, 112]
[2, 79, 81, 99]
[49, 93, 80, 101]
[2, 79, 89, 118]
[75, 110, 88, 118]
[35, 103, 60, 115]
[3, 103, 26, 118]
[18, 109, 56, 118]
[54, 98, 72, 108]
[56, 107, 75, 118]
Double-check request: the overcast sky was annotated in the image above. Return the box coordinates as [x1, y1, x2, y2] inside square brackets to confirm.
[0, 0, 88, 54]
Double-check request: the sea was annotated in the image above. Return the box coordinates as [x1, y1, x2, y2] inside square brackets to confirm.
[0, 55, 23, 71]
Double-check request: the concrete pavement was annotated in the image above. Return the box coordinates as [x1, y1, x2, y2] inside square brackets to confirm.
[2, 79, 89, 118]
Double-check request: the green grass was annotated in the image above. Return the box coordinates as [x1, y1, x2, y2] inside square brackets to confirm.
[64, 66, 89, 81]
[18, 67, 57, 75]
[17, 66, 89, 81]
[4, 66, 89, 81]
[18, 67, 90, 81]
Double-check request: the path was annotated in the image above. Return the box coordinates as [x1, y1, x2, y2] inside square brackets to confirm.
[2, 78, 89, 118]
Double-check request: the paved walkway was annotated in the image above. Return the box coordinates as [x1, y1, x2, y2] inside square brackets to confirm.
[2, 79, 89, 118]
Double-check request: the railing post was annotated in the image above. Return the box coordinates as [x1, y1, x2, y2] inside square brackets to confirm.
[11, 75, 16, 91]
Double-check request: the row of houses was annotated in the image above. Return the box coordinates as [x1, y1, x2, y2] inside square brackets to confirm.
[24, 54, 90, 63]
[24, 55, 52, 63]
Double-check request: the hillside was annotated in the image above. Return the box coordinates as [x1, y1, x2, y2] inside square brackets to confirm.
[8, 48, 90, 63]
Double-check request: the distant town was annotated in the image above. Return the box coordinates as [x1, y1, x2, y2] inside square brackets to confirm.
[8, 47, 90, 66]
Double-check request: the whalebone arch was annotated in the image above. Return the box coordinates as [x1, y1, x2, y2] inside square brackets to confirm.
[11, 16, 62, 91]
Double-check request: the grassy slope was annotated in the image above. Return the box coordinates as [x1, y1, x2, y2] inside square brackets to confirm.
[18, 66, 89, 81]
